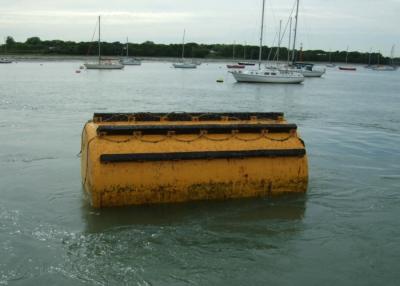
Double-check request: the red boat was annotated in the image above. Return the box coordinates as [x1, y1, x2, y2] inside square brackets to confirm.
[227, 64, 245, 69]
[339, 66, 357, 71]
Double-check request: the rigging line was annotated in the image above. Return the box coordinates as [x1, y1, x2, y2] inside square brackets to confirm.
[86, 18, 99, 56]
[267, 0, 297, 62]
[279, 1, 297, 45]
[299, 1, 311, 51]
[267, 30, 278, 61]
[267, 0, 278, 33]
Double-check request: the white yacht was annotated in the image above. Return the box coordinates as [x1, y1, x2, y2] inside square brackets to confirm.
[84, 16, 124, 70]
[230, 0, 303, 84]
[231, 69, 304, 83]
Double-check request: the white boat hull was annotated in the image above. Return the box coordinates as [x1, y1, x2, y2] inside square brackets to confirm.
[372, 66, 397, 71]
[231, 70, 304, 84]
[84, 63, 124, 70]
[123, 62, 141, 66]
[0, 59, 12, 64]
[299, 69, 326, 77]
[121, 58, 141, 66]
[173, 63, 197, 69]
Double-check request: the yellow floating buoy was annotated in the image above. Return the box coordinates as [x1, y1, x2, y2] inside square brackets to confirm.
[81, 112, 308, 208]
[216, 78, 224, 83]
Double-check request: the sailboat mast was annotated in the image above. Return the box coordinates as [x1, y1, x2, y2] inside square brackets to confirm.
[291, 0, 299, 64]
[345, 46, 349, 64]
[390, 45, 395, 65]
[377, 50, 380, 65]
[277, 20, 282, 62]
[258, 0, 266, 69]
[368, 48, 371, 65]
[287, 17, 292, 64]
[98, 16, 101, 63]
[181, 29, 186, 59]
[126, 37, 129, 57]
[233, 41, 236, 60]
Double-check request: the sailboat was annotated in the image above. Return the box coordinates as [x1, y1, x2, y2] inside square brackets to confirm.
[364, 48, 373, 69]
[227, 42, 246, 68]
[326, 50, 336, 67]
[372, 45, 397, 71]
[173, 29, 197, 69]
[0, 38, 12, 64]
[338, 46, 356, 71]
[227, 42, 245, 69]
[120, 38, 141, 66]
[238, 43, 256, 66]
[230, 0, 304, 84]
[288, 0, 325, 77]
[0, 58, 12, 64]
[84, 16, 124, 70]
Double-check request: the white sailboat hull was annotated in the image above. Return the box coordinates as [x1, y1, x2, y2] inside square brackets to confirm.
[372, 65, 397, 71]
[84, 63, 124, 70]
[231, 70, 304, 84]
[123, 62, 141, 66]
[299, 68, 326, 77]
[0, 59, 12, 64]
[173, 63, 197, 69]
[121, 58, 141, 66]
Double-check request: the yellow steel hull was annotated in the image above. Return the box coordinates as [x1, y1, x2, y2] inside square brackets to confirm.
[81, 113, 308, 208]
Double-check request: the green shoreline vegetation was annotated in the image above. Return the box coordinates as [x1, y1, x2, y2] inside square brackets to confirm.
[1, 36, 398, 65]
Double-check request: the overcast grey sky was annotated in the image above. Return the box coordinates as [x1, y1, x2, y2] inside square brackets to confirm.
[0, 0, 399, 55]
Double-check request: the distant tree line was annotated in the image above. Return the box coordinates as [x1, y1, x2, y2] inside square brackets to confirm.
[1, 36, 397, 65]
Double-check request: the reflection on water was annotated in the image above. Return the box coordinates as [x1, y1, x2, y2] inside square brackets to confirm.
[81, 195, 307, 233]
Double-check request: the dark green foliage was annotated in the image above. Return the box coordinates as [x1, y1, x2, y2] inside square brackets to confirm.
[0, 36, 395, 64]
[6, 36, 15, 46]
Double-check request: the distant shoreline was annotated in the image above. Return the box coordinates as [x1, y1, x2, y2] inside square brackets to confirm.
[0, 55, 383, 65]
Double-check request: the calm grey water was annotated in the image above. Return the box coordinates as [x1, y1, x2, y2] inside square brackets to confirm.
[0, 61, 399, 285]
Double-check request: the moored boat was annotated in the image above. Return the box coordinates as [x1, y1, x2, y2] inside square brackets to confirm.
[121, 57, 141, 66]
[291, 62, 326, 77]
[227, 64, 245, 69]
[230, 0, 304, 84]
[84, 16, 124, 70]
[338, 46, 356, 71]
[120, 37, 141, 66]
[238, 62, 256, 66]
[173, 62, 197, 69]
[372, 65, 397, 71]
[173, 29, 197, 69]
[0, 58, 12, 64]
[85, 60, 124, 70]
[231, 69, 304, 83]
[339, 66, 357, 71]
